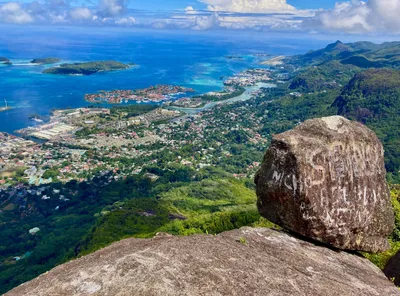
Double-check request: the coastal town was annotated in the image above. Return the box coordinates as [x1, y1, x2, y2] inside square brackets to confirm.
[223, 68, 272, 87]
[0, 65, 277, 200]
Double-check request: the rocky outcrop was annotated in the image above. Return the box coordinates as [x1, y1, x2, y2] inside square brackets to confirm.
[5, 227, 399, 296]
[255, 116, 394, 253]
[384, 251, 400, 286]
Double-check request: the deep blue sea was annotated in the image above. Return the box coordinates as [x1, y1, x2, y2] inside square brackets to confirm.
[0, 26, 330, 134]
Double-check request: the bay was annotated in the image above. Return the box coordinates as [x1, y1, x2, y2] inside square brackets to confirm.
[0, 26, 328, 133]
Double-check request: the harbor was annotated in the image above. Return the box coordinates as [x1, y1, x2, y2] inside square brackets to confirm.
[171, 82, 276, 116]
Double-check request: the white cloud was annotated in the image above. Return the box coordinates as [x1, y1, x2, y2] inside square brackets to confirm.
[311, 0, 400, 33]
[97, 0, 128, 17]
[368, 0, 400, 31]
[0, 0, 135, 26]
[0, 2, 34, 24]
[219, 13, 305, 30]
[70, 7, 92, 20]
[185, 6, 197, 14]
[192, 12, 220, 30]
[199, 0, 295, 13]
[0, 0, 398, 34]
[115, 16, 137, 25]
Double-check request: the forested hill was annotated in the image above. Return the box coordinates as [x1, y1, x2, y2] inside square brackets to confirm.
[288, 40, 400, 93]
[290, 40, 400, 68]
[287, 42, 400, 181]
[331, 69, 400, 176]
[332, 69, 400, 118]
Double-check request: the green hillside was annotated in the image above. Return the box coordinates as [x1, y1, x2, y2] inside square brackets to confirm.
[290, 40, 400, 68]
[331, 69, 400, 177]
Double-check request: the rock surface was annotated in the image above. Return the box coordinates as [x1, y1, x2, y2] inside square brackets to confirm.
[255, 116, 394, 253]
[384, 251, 400, 286]
[5, 227, 399, 296]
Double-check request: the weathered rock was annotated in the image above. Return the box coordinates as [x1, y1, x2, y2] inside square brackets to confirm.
[255, 116, 394, 253]
[384, 251, 400, 286]
[5, 227, 399, 296]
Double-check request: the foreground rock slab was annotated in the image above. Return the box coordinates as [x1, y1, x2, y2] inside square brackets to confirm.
[6, 228, 399, 296]
[255, 116, 394, 252]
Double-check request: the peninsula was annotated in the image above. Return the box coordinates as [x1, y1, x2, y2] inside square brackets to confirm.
[43, 60, 130, 75]
[30, 58, 61, 64]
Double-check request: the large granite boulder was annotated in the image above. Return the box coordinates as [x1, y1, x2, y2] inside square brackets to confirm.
[5, 228, 400, 296]
[255, 116, 394, 253]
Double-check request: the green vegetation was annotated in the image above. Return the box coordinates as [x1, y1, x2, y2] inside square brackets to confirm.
[42, 168, 60, 180]
[43, 61, 130, 75]
[198, 87, 246, 102]
[289, 61, 359, 92]
[0, 167, 27, 184]
[290, 40, 400, 69]
[0, 166, 273, 294]
[239, 237, 248, 245]
[331, 69, 400, 182]
[79, 177, 267, 255]
[364, 187, 400, 269]
[30, 58, 61, 64]
[110, 104, 158, 117]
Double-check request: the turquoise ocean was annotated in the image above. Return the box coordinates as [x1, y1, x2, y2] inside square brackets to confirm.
[0, 26, 329, 134]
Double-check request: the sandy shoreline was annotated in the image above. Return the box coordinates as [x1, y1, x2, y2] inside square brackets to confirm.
[261, 55, 286, 66]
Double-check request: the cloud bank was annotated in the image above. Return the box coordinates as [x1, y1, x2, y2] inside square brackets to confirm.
[0, 0, 135, 26]
[0, 2, 34, 24]
[310, 0, 400, 33]
[199, 0, 295, 13]
[0, 0, 400, 35]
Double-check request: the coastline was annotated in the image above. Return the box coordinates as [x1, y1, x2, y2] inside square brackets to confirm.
[0, 54, 278, 135]
[0, 107, 12, 112]
[261, 55, 286, 66]
[171, 82, 276, 116]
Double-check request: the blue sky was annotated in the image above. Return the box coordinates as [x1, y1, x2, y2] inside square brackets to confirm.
[1, 0, 400, 36]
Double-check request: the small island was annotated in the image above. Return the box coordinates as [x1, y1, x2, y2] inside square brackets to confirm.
[225, 55, 244, 60]
[85, 85, 195, 104]
[30, 58, 61, 65]
[43, 60, 130, 75]
[0, 57, 12, 65]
